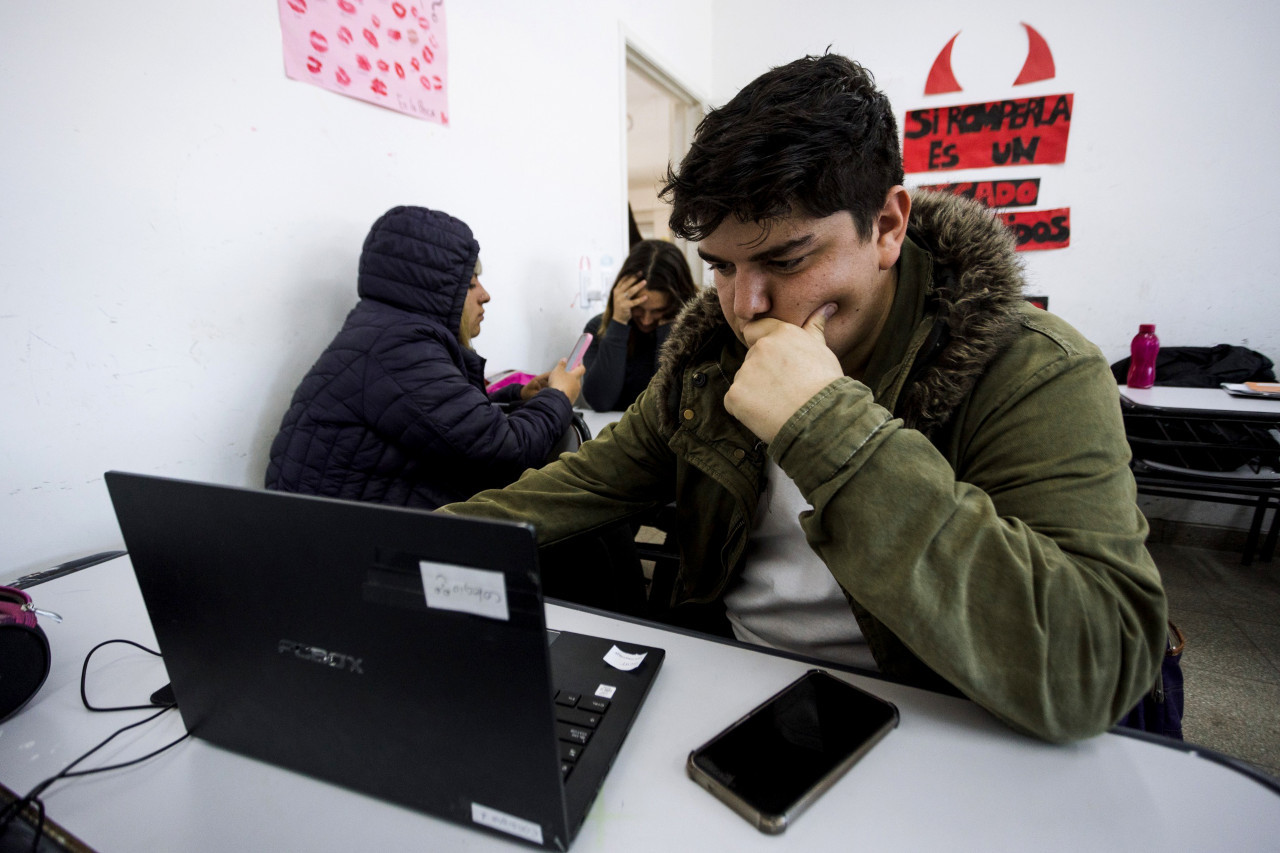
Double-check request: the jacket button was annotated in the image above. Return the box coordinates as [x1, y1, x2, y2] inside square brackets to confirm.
[692, 373, 707, 387]
[682, 409, 695, 421]
[733, 448, 745, 460]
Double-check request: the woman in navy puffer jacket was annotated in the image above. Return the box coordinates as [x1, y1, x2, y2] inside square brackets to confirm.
[265, 206, 583, 509]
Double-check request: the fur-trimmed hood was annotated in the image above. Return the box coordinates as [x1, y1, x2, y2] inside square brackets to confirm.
[651, 190, 1028, 437]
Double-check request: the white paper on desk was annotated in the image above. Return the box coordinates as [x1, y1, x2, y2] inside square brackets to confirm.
[420, 561, 509, 621]
[603, 645, 647, 671]
[1222, 382, 1280, 399]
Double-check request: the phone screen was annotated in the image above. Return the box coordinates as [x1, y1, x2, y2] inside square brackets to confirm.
[687, 670, 898, 831]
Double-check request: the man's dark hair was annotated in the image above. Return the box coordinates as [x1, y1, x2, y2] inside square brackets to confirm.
[660, 53, 904, 243]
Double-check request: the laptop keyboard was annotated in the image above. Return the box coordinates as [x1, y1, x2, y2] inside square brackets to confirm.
[553, 689, 611, 780]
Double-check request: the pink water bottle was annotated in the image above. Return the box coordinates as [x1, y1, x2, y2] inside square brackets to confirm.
[1126, 324, 1160, 389]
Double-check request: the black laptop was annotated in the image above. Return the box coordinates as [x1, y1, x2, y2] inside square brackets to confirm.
[104, 471, 664, 850]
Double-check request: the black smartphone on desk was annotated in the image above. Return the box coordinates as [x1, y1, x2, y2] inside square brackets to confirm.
[687, 669, 899, 834]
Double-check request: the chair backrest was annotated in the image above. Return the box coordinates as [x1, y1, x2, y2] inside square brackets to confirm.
[544, 411, 591, 463]
[493, 401, 591, 465]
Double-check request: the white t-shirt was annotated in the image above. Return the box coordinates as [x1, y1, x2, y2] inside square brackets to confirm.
[723, 460, 878, 671]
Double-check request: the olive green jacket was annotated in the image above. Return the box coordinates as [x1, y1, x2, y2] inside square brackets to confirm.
[445, 191, 1167, 742]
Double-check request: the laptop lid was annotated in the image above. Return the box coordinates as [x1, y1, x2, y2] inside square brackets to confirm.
[104, 471, 662, 849]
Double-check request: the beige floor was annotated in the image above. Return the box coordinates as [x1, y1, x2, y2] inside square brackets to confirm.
[1149, 541, 1280, 779]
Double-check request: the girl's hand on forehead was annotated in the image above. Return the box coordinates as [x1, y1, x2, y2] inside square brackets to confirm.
[612, 276, 650, 323]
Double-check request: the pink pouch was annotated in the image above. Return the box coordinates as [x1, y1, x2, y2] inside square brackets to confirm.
[0, 585, 40, 630]
[1, 585, 51, 721]
[486, 371, 537, 393]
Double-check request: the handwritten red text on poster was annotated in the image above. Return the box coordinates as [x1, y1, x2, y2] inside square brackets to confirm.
[278, 0, 449, 126]
[903, 94, 1072, 173]
[918, 179, 1040, 208]
[998, 208, 1070, 251]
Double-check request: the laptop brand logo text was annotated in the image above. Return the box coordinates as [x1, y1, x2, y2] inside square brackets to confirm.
[278, 639, 364, 674]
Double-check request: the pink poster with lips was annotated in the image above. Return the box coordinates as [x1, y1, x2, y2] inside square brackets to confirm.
[278, 0, 449, 126]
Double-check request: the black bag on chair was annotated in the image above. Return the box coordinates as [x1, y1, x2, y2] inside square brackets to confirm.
[1116, 621, 1185, 739]
[1111, 344, 1275, 388]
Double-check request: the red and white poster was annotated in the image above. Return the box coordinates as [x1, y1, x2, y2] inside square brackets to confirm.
[907, 23, 1072, 251]
[997, 208, 1071, 252]
[902, 94, 1072, 173]
[278, 0, 449, 126]
[918, 179, 1069, 249]
[917, 178, 1041, 208]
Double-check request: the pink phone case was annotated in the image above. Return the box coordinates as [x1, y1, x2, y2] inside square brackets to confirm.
[567, 333, 593, 370]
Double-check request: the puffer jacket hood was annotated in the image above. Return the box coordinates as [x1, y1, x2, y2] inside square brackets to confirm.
[357, 205, 480, 333]
[651, 189, 1027, 435]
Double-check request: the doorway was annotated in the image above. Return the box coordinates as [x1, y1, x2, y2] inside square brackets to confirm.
[624, 46, 705, 283]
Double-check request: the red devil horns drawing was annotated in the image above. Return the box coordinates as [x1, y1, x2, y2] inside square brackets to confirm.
[925, 22, 1056, 95]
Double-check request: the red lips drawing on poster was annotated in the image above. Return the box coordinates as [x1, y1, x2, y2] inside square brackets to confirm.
[278, 0, 450, 126]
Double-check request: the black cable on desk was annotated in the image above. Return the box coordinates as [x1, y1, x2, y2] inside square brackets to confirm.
[79, 639, 169, 712]
[0, 640, 189, 853]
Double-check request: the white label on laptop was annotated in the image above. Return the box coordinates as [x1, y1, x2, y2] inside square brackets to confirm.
[471, 802, 543, 845]
[595, 684, 617, 699]
[603, 645, 647, 671]
[420, 562, 509, 621]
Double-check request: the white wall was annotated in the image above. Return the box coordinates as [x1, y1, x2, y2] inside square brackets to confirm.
[0, 0, 713, 578]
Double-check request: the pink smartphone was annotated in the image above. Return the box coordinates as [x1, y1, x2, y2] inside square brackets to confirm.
[566, 333, 593, 370]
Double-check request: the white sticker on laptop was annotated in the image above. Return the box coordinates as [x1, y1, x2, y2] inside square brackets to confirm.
[420, 562, 509, 621]
[471, 802, 543, 845]
[603, 645, 647, 671]
[595, 684, 617, 699]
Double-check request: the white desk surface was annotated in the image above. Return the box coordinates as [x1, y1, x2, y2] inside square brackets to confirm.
[1120, 384, 1280, 415]
[4, 556, 1279, 852]
[576, 408, 623, 439]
